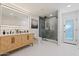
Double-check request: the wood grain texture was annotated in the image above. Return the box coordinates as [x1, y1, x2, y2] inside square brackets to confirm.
[0, 34, 34, 55]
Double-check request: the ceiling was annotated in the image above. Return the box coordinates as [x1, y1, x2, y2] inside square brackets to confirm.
[12, 3, 79, 16]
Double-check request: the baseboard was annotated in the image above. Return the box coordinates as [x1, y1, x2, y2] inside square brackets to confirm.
[64, 42, 76, 45]
[42, 38, 58, 44]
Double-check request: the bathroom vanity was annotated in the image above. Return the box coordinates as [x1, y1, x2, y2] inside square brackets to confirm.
[0, 33, 34, 55]
[0, 4, 35, 55]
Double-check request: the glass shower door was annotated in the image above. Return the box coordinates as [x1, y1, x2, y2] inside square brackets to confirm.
[45, 17, 58, 41]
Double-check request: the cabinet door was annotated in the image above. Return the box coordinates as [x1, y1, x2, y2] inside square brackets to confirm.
[13, 35, 22, 47]
[28, 34, 34, 43]
[10, 36, 16, 49]
[0, 36, 11, 53]
[21, 34, 27, 44]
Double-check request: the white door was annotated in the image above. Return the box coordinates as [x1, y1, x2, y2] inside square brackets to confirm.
[63, 12, 77, 44]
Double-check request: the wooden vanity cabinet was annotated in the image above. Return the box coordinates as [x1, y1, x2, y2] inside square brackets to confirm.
[0, 34, 34, 55]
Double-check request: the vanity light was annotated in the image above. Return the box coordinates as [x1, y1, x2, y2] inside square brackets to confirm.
[67, 5, 71, 8]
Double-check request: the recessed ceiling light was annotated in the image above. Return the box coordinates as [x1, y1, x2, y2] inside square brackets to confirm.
[67, 5, 71, 8]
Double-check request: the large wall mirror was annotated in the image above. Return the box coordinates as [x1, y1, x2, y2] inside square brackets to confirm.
[1, 5, 28, 26]
[0, 4, 29, 35]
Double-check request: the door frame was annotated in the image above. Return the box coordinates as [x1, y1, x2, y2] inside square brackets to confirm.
[63, 11, 78, 45]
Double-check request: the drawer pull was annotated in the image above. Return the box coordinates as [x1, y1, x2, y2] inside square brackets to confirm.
[11, 37, 15, 44]
[27, 35, 29, 40]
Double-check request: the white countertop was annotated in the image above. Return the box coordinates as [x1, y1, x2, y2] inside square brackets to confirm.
[0, 33, 34, 37]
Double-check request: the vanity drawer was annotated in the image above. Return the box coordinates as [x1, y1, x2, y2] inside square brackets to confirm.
[0, 36, 11, 53]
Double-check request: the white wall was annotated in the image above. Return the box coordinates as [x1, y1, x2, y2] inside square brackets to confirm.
[0, 4, 1, 25]
[77, 11, 79, 46]
[58, 9, 64, 45]
[0, 4, 1, 34]
[29, 16, 39, 38]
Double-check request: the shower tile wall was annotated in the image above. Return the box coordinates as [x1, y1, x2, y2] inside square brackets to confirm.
[39, 16, 45, 38]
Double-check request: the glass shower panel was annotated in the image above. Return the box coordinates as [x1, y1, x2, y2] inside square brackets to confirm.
[45, 17, 58, 41]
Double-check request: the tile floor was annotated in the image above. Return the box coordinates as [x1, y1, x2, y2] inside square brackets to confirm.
[9, 38, 79, 56]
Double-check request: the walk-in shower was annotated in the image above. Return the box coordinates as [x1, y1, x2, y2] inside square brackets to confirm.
[39, 11, 58, 43]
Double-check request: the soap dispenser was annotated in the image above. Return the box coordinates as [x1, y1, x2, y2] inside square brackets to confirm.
[3, 30, 5, 35]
